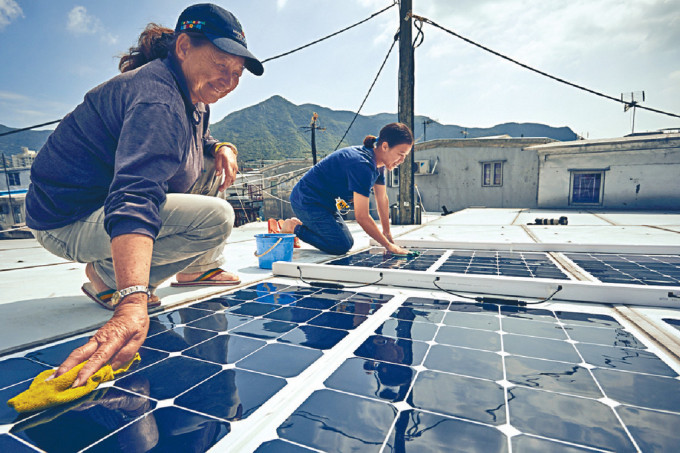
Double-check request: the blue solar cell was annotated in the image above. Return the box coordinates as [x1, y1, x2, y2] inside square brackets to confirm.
[182, 334, 265, 365]
[444, 311, 500, 331]
[229, 319, 297, 340]
[501, 306, 556, 322]
[307, 311, 367, 330]
[566, 325, 646, 349]
[392, 306, 445, 324]
[592, 368, 680, 412]
[508, 386, 636, 451]
[376, 318, 438, 342]
[0, 358, 50, 389]
[229, 302, 280, 317]
[576, 343, 677, 376]
[408, 370, 506, 425]
[506, 356, 602, 398]
[142, 326, 217, 352]
[254, 293, 301, 305]
[385, 410, 509, 453]
[435, 325, 501, 351]
[0, 434, 36, 453]
[503, 334, 581, 363]
[565, 252, 680, 286]
[254, 439, 317, 452]
[277, 325, 347, 350]
[511, 435, 600, 452]
[330, 300, 380, 315]
[1, 381, 31, 425]
[11, 387, 156, 452]
[424, 344, 504, 380]
[555, 311, 623, 328]
[354, 335, 429, 366]
[290, 296, 337, 310]
[115, 356, 221, 400]
[237, 343, 322, 378]
[263, 306, 321, 323]
[324, 357, 414, 403]
[85, 406, 230, 452]
[616, 405, 680, 452]
[501, 317, 567, 340]
[175, 369, 286, 421]
[277, 389, 397, 452]
[663, 318, 680, 333]
[185, 311, 252, 332]
[24, 337, 89, 367]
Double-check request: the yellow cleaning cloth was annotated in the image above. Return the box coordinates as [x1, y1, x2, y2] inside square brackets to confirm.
[7, 353, 140, 413]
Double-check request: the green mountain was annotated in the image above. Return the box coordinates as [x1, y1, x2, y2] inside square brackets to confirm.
[0, 95, 577, 161]
[210, 95, 578, 162]
[0, 125, 52, 157]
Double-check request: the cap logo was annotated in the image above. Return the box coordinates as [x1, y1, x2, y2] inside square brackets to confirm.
[180, 20, 205, 30]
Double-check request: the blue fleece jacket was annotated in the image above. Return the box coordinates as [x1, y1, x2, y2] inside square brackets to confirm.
[25, 57, 218, 240]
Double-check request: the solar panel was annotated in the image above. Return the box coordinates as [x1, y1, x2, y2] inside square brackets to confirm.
[565, 252, 680, 286]
[1, 283, 679, 452]
[275, 297, 680, 452]
[327, 247, 571, 280]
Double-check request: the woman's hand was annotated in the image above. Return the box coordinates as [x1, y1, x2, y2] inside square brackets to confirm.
[385, 243, 411, 256]
[215, 144, 238, 191]
[52, 296, 149, 388]
[383, 230, 394, 243]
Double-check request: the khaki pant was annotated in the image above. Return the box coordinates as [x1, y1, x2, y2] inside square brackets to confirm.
[32, 155, 234, 290]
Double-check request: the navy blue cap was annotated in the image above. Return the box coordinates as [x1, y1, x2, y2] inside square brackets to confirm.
[176, 3, 263, 76]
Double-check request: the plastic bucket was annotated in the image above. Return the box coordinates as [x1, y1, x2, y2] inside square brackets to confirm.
[254, 233, 295, 269]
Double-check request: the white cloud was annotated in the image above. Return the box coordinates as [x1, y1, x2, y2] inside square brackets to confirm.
[276, 0, 288, 10]
[66, 6, 118, 44]
[0, 0, 22, 30]
[0, 90, 28, 101]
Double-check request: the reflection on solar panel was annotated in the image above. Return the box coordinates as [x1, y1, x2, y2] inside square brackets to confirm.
[0, 282, 391, 452]
[565, 252, 680, 286]
[1, 284, 678, 451]
[664, 318, 680, 333]
[272, 298, 680, 452]
[327, 247, 570, 280]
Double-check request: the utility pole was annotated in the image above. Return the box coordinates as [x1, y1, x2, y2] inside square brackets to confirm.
[2, 153, 18, 224]
[301, 112, 325, 165]
[397, 0, 415, 225]
[422, 118, 434, 142]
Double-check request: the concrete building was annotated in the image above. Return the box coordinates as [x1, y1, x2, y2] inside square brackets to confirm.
[388, 132, 680, 215]
[386, 137, 555, 214]
[533, 132, 680, 209]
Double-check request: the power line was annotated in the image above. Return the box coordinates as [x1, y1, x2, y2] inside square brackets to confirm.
[0, 120, 61, 138]
[414, 14, 680, 121]
[261, 2, 397, 64]
[333, 31, 399, 151]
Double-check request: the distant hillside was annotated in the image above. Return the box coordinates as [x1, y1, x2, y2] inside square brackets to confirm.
[210, 95, 578, 161]
[0, 125, 52, 156]
[0, 95, 577, 160]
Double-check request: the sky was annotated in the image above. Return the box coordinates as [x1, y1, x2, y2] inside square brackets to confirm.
[0, 0, 678, 140]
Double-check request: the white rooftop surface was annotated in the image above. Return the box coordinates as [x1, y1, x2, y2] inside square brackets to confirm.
[3, 208, 680, 452]
[2, 208, 680, 356]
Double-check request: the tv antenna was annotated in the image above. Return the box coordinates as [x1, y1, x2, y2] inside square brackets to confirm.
[422, 118, 436, 142]
[300, 112, 325, 164]
[621, 91, 645, 134]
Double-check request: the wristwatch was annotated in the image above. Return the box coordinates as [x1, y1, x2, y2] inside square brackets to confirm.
[111, 285, 151, 307]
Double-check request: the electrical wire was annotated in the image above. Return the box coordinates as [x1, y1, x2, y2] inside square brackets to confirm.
[333, 31, 399, 152]
[261, 2, 397, 63]
[297, 265, 384, 289]
[414, 14, 680, 121]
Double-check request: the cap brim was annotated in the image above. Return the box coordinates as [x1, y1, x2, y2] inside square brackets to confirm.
[206, 34, 264, 76]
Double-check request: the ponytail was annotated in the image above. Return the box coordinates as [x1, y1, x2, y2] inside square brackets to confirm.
[372, 123, 414, 149]
[118, 23, 175, 73]
[363, 135, 379, 148]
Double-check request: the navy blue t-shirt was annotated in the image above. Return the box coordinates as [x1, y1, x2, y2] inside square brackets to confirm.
[291, 145, 385, 209]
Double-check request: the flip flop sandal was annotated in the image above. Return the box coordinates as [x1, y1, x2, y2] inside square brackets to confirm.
[82, 282, 161, 311]
[268, 218, 280, 234]
[170, 268, 241, 287]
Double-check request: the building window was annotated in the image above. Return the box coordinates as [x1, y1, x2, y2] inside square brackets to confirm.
[388, 167, 400, 188]
[570, 171, 604, 205]
[482, 162, 503, 187]
[8, 172, 20, 186]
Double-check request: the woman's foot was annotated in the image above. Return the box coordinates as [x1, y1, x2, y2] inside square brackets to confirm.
[176, 269, 240, 284]
[280, 218, 302, 234]
[85, 262, 110, 294]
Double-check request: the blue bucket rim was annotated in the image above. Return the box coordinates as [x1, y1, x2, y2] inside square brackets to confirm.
[255, 233, 296, 238]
